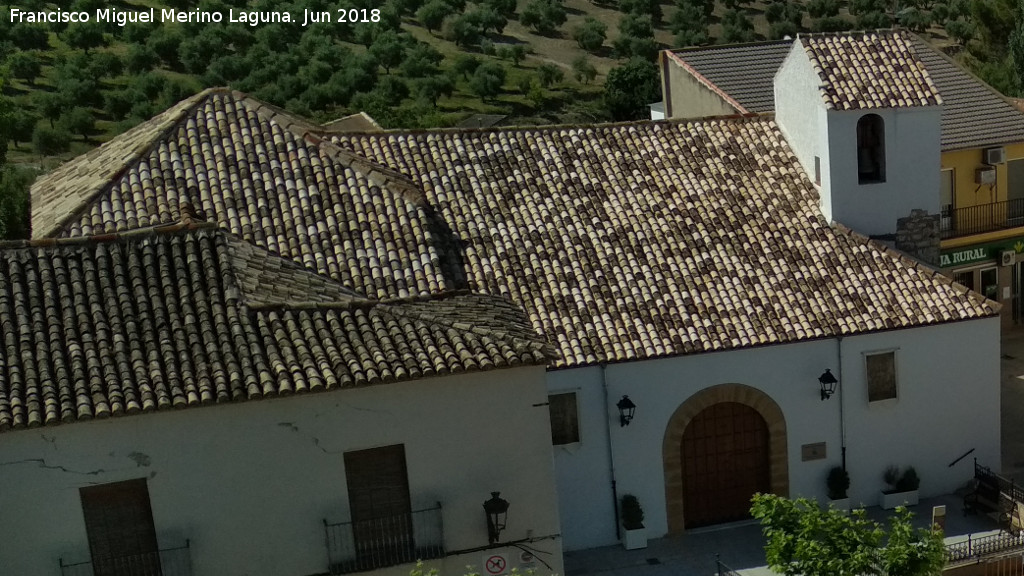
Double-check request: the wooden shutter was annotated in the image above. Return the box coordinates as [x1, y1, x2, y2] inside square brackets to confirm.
[344, 445, 413, 569]
[80, 479, 161, 576]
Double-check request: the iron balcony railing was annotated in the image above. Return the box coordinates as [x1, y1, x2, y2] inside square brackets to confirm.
[945, 532, 1024, 564]
[324, 503, 445, 575]
[941, 198, 1024, 240]
[59, 540, 192, 576]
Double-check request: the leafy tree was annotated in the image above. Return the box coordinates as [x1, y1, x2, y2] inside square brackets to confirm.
[416, 0, 455, 32]
[32, 125, 72, 156]
[373, 76, 411, 105]
[807, 0, 840, 17]
[0, 164, 34, 240]
[57, 76, 101, 108]
[497, 44, 528, 66]
[159, 78, 199, 109]
[527, 79, 546, 106]
[370, 31, 408, 73]
[573, 17, 609, 52]
[769, 20, 800, 39]
[7, 51, 42, 85]
[572, 54, 598, 84]
[131, 72, 168, 100]
[520, 0, 568, 35]
[125, 44, 159, 74]
[670, 2, 710, 44]
[61, 22, 108, 53]
[614, 14, 658, 60]
[897, 7, 930, 32]
[453, 54, 482, 79]
[178, 29, 225, 74]
[104, 89, 143, 120]
[675, 27, 710, 46]
[59, 107, 96, 141]
[10, 25, 50, 51]
[855, 10, 892, 28]
[721, 9, 756, 42]
[469, 62, 507, 100]
[446, 14, 485, 48]
[969, 0, 1016, 55]
[399, 44, 444, 78]
[603, 57, 660, 120]
[751, 494, 945, 576]
[931, 2, 950, 23]
[537, 63, 565, 87]
[412, 73, 455, 106]
[812, 15, 854, 31]
[87, 51, 123, 79]
[147, 26, 185, 69]
[483, 0, 519, 19]
[123, 22, 158, 44]
[948, 18, 974, 45]
[468, 6, 509, 35]
[7, 108, 38, 149]
[619, 0, 663, 24]
[37, 92, 70, 128]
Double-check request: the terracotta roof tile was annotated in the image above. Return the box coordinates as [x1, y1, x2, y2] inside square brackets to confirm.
[34, 91, 996, 371]
[801, 30, 942, 110]
[0, 224, 550, 433]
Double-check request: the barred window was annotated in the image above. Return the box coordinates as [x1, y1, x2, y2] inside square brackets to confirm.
[866, 351, 897, 402]
[549, 392, 580, 445]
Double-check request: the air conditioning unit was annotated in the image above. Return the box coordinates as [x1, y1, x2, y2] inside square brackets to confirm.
[1002, 250, 1016, 266]
[976, 167, 997, 184]
[985, 147, 1006, 165]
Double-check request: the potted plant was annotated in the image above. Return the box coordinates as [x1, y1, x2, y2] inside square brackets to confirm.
[880, 465, 920, 509]
[827, 466, 851, 511]
[620, 494, 647, 550]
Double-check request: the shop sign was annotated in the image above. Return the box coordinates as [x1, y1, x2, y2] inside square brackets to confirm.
[940, 238, 1024, 268]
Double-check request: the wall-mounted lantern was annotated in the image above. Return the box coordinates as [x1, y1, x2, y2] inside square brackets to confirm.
[483, 492, 509, 544]
[819, 369, 838, 401]
[617, 395, 636, 427]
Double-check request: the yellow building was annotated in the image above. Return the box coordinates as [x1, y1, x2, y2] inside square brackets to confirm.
[659, 33, 1024, 328]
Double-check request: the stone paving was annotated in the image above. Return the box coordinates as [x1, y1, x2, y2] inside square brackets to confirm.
[564, 327, 1024, 576]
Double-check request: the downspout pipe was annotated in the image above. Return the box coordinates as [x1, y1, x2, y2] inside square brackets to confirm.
[837, 336, 847, 471]
[600, 363, 621, 539]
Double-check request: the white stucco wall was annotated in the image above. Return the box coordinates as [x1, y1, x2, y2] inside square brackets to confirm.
[0, 366, 563, 576]
[552, 318, 1000, 550]
[663, 57, 740, 119]
[825, 107, 942, 236]
[774, 46, 831, 220]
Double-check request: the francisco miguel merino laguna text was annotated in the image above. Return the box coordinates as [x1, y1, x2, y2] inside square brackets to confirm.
[8, 7, 310, 27]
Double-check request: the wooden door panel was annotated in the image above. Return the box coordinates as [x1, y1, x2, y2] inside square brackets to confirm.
[344, 445, 414, 569]
[682, 403, 769, 528]
[80, 479, 161, 576]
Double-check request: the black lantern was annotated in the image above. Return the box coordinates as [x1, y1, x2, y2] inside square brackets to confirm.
[617, 395, 636, 427]
[819, 369, 838, 401]
[483, 492, 509, 544]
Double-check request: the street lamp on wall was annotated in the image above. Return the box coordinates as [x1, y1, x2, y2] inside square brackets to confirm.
[819, 369, 838, 401]
[616, 395, 636, 427]
[483, 492, 509, 544]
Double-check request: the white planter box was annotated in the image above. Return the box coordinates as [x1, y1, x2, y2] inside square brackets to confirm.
[622, 526, 647, 550]
[880, 489, 919, 509]
[829, 498, 851, 512]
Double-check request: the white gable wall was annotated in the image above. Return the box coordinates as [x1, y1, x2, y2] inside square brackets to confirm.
[552, 317, 1000, 550]
[0, 366, 563, 576]
[774, 46, 832, 220]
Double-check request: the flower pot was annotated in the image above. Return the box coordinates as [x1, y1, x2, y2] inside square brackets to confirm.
[829, 497, 851, 512]
[880, 489, 919, 509]
[622, 525, 647, 550]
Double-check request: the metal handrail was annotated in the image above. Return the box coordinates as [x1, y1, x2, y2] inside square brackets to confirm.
[324, 503, 445, 575]
[941, 198, 1024, 239]
[59, 540, 192, 576]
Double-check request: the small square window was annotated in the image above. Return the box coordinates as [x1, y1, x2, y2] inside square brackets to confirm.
[549, 392, 580, 445]
[866, 351, 897, 402]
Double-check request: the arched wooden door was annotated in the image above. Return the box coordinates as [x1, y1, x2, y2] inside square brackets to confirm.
[682, 402, 770, 528]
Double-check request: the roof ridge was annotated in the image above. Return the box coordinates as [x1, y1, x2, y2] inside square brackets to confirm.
[32, 89, 220, 239]
[232, 89, 426, 205]
[831, 221, 1002, 314]
[1, 218, 219, 250]
[669, 38, 794, 54]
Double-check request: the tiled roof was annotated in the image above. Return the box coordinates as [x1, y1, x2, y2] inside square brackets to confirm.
[668, 33, 1024, 149]
[909, 37, 1024, 150]
[0, 222, 550, 432]
[668, 40, 795, 114]
[801, 30, 942, 110]
[35, 90, 997, 370]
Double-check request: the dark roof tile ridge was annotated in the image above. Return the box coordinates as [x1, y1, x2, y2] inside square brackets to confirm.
[668, 38, 794, 54]
[797, 27, 899, 39]
[0, 219, 219, 251]
[36, 90, 218, 239]
[337, 114, 768, 137]
[831, 221, 1001, 315]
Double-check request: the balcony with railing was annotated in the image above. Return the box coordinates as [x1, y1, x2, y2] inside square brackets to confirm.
[59, 541, 192, 576]
[325, 503, 445, 575]
[941, 198, 1024, 240]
